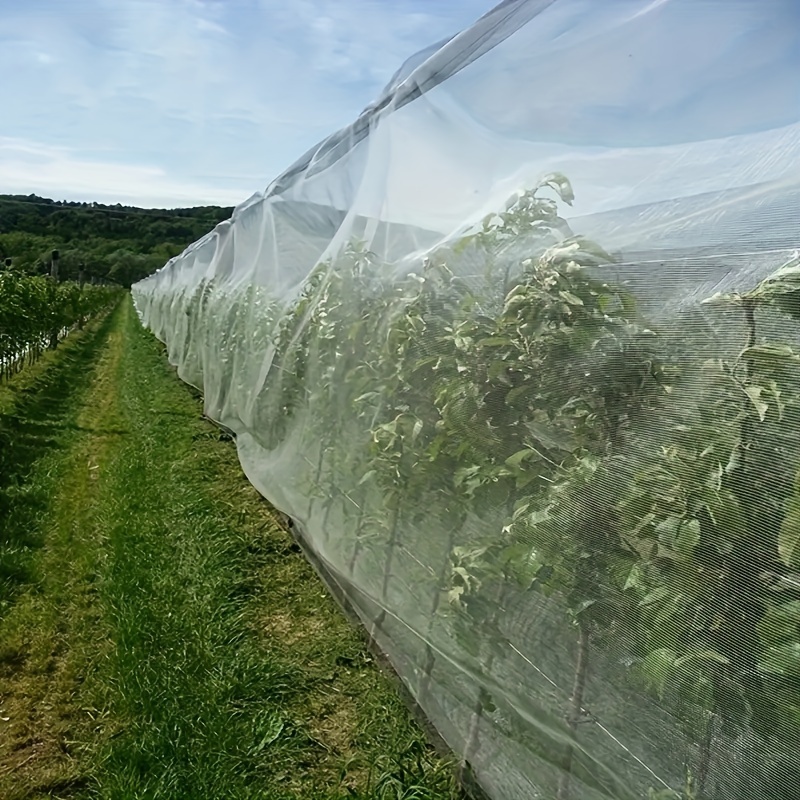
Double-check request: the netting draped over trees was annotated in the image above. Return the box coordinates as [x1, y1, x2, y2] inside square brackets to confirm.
[132, 2, 800, 797]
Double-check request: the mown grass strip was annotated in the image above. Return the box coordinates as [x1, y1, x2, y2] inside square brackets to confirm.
[0, 304, 124, 798]
[85, 298, 462, 798]
[0, 295, 460, 799]
[0, 307, 118, 616]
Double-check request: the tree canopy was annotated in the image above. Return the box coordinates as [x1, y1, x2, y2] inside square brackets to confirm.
[0, 194, 233, 287]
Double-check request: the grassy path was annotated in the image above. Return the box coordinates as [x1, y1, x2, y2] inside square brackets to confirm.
[0, 298, 459, 800]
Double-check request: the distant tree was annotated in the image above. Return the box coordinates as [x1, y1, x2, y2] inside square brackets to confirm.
[0, 194, 232, 286]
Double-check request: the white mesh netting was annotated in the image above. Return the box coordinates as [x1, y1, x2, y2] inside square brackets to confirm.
[132, 2, 800, 797]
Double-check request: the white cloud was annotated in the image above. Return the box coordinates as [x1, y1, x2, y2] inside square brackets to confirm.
[0, 0, 491, 207]
[0, 137, 246, 208]
[195, 17, 229, 36]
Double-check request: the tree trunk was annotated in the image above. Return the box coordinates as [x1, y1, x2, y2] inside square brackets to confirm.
[459, 685, 491, 787]
[370, 502, 401, 638]
[418, 515, 461, 705]
[307, 443, 327, 518]
[346, 489, 368, 578]
[695, 712, 714, 798]
[556, 622, 590, 800]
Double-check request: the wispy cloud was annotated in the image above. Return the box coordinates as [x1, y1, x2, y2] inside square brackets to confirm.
[0, 137, 246, 207]
[0, 0, 491, 207]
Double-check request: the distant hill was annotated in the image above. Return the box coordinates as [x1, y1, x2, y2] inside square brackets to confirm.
[0, 194, 233, 287]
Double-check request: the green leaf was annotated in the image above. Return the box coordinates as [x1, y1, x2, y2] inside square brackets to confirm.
[477, 336, 513, 347]
[639, 648, 677, 698]
[779, 472, 800, 568]
[655, 516, 680, 548]
[742, 257, 800, 319]
[767, 380, 786, 421]
[670, 672, 715, 729]
[708, 489, 747, 540]
[505, 384, 535, 406]
[652, 594, 684, 632]
[675, 518, 701, 559]
[252, 715, 285, 753]
[743, 384, 769, 421]
[741, 343, 800, 365]
[758, 642, 800, 676]
[639, 586, 670, 608]
[675, 649, 730, 667]
[623, 563, 645, 592]
[488, 360, 510, 381]
[537, 172, 575, 205]
[558, 290, 584, 306]
[448, 585, 465, 606]
[573, 237, 616, 265]
[357, 470, 376, 486]
[505, 449, 533, 469]
[524, 420, 575, 452]
[574, 598, 597, 616]
[618, 290, 637, 315]
[757, 601, 800, 647]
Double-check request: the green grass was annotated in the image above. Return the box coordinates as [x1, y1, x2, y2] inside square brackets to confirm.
[0, 309, 117, 613]
[0, 297, 462, 799]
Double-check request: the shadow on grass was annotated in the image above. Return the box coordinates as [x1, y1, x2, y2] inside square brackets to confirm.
[0, 309, 119, 613]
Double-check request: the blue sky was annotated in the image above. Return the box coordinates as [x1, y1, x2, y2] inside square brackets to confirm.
[0, 0, 492, 208]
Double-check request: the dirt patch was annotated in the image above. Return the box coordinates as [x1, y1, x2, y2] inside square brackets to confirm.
[0, 639, 93, 799]
[262, 610, 327, 645]
[309, 695, 358, 755]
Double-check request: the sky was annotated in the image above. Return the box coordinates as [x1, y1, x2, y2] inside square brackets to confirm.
[306, 0, 800, 234]
[0, 0, 492, 208]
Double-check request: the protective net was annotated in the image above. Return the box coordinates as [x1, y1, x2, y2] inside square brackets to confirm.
[132, 2, 800, 797]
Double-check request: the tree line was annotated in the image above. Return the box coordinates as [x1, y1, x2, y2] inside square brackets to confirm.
[0, 194, 233, 287]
